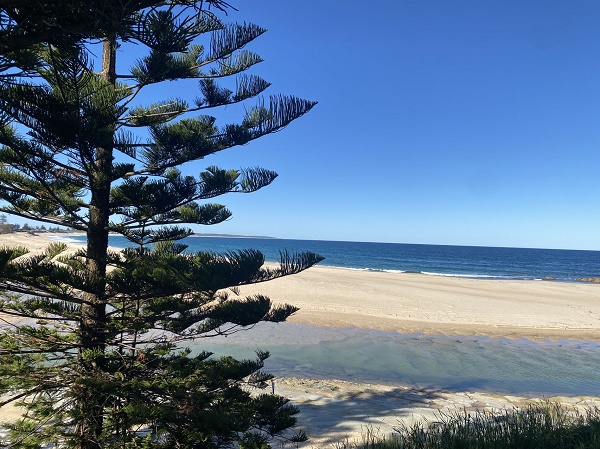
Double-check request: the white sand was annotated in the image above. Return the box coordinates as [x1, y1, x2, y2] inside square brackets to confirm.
[1, 233, 599, 446]
[0, 231, 84, 255]
[271, 378, 600, 447]
[4, 232, 598, 341]
[237, 265, 600, 341]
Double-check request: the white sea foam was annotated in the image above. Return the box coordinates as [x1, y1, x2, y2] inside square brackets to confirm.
[318, 265, 511, 278]
[420, 271, 509, 279]
[318, 265, 371, 272]
[47, 235, 82, 244]
[319, 265, 408, 274]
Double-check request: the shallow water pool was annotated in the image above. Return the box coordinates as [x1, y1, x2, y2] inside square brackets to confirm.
[189, 322, 600, 397]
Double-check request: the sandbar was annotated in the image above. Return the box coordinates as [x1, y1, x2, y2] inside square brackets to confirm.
[235, 264, 600, 342]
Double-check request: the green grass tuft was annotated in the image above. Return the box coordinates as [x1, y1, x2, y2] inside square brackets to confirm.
[335, 402, 600, 449]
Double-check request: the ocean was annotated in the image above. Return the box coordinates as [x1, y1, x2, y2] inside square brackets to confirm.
[63, 235, 600, 282]
[60, 234, 600, 396]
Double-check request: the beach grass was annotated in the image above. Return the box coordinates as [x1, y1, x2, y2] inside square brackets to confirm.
[336, 402, 600, 449]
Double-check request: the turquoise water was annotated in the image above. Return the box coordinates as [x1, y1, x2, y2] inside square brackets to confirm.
[191, 323, 600, 397]
[63, 235, 600, 282]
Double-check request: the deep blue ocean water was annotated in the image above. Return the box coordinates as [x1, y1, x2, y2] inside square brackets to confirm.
[58, 235, 600, 395]
[62, 235, 600, 282]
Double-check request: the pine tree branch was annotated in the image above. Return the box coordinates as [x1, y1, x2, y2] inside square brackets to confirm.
[111, 151, 236, 179]
[0, 182, 36, 196]
[114, 170, 272, 229]
[4, 148, 89, 228]
[0, 181, 89, 210]
[117, 98, 314, 177]
[0, 282, 89, 305]
[0, 346, 79, 355]
[2, 396, 75, 449]
[46, 44, 71, 108]
[8, 331, 82, 350]
[0, 385, 44, 407]
[120, 22, 264, 89]
[0, 320, 81, 353]
[0, 207, 88, 231]
[196, 0, 238, 13]
[116, 84, 145, 116]
[0, 307, 79, 322]
[120, 87, 263, 125]
[0, 142, 88, 177]
[120, 101, 187, 125]
[118, 205, 228, 228]
[117, 59, 263, 84]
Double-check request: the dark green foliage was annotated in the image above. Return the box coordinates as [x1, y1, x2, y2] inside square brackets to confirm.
[339, 402, 600, 449]
[0, 1, 320, 448]
[0, 212, 15, 232]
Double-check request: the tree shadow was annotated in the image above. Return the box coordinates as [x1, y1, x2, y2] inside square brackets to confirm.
[277, 378, 600, 448]
[273, 379, 450, 447]
[288, 396, 600, 449]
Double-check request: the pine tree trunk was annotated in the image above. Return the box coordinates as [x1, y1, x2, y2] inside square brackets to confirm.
[77, 36, 116, 449]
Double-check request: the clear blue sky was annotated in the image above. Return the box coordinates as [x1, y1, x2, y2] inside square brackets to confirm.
[196, 0, 600, 250]
[14, 1, 600, 250]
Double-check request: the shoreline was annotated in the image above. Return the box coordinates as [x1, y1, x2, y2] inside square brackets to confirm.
[236, 263, 600, 342]
[1, 232, 599, 341]
[41, 231, 600, 284]
[315, 264, 600, 284]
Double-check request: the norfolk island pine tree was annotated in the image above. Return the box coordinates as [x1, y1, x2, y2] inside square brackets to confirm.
[0, 1, 322, 448]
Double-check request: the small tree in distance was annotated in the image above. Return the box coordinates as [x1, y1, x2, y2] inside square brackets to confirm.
[0, 1, 322, 448]
[0, 213, 12, 233]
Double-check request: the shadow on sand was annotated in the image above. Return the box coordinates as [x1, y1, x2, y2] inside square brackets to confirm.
[274, 380, 450, 447]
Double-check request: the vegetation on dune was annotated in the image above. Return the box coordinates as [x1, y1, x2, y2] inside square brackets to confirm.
[0, 1, 321, 448]
[337, 402, 600, 449]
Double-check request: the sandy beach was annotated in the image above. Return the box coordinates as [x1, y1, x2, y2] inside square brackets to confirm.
[3, 232, 598, 341]
[1, 232, 599, 446]
[271, 378, 600, 447]
[236, 264, 600, 342]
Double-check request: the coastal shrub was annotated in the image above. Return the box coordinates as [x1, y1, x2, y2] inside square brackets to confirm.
[337, 402, 600, 449]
